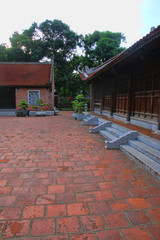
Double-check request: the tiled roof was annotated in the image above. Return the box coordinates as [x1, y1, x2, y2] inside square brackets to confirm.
[0, 63, 51, 86]
[80, 25, 160, 81]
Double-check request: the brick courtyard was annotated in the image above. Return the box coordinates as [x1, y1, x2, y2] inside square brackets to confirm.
[0, 111, 160, 240]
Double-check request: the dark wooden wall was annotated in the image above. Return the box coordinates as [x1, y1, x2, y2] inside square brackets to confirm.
[91, 60, 160, 129]
[132, 71, 160, 121]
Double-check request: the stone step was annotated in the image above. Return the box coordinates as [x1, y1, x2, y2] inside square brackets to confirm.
[90, 121, 112, 134]
[137, 134, 160, 151]
[128, 140, 160, 163]
[105, 127, 124, 138]
[99, 130, 116, 141]
[112, 123, 129, 134]
[85, 117, 91, 121]
[120, 144, 160, 180]
[0, 110, 16, 116]
[105, 131, 138, 149]
[84, 117, 95, 122]
[98, 118, 107, 125]
[82, 116, 99, 126]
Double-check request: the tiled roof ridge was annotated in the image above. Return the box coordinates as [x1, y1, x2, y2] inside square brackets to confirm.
[126, 25, 160, 55]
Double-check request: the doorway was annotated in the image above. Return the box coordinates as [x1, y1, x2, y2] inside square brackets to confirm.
[0, 87, 16, 109]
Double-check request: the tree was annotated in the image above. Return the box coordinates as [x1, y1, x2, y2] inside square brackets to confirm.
[38, 20, 81, 105]
[0, 20, 83, 106]
[68, 55, 90, 96]
[0, 44, 8, 61]
[9, 23, 45, 62]
[81, 30, 126, 68]
[39, 19, 80, 59]
[0, 20, 126, 107]
[0, 43, 26, 62]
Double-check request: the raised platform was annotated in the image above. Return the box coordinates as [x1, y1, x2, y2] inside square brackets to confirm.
[0, 110, 55, 117]
[82, 113, 160, 180]
[0, 110, 16, 116]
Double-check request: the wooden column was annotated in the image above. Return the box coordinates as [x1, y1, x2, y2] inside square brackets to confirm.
[126, 73, 132, 122]
[100, 82, 104, 114]
[111, 68, 118, 117]
[90, 83, 94, 112]
[158, 94, 160, 130]
[111, 78, 116, 117]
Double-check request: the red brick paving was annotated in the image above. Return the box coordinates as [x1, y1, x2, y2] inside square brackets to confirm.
[0, 111, 160, 239]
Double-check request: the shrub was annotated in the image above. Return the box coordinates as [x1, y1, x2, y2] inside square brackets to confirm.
[18, 100, 29, 109]
[71, 94, 87, 114]
[31, 98, 48, 111]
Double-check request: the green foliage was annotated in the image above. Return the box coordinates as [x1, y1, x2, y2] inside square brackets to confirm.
[31, 98, 48, 111]
[39, 19, 80, 60]
[0, 19, 126, 105]
[31, 106, 38, 109]
[71, 94, 87, 114]
[81, 30, 126, 68]
[38, 19, 81, 102]
[18, 100, 29, 109]
[0, 44, 8, 61]
[9, 23, 45, 62]
[6, 47, 26, 62]
[0, 23, 45, 62]
[60, 97, 71, 109]
[0, 44, 25, 62]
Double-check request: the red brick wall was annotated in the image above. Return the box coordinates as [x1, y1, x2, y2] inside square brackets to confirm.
[16, 88, 53, 111]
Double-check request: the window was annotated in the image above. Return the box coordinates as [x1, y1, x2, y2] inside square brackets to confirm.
[28, 90, 40, 105]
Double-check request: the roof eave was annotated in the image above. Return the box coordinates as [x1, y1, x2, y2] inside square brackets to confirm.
[83, 26, 160, 82]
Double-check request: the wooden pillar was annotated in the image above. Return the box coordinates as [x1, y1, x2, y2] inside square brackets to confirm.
[158, 94, 160, 130]
[111, 68, 118, 117]
[111, 78, 116, 117]
[100, 82, 104, 114]
[126, 73, 132, 122]
[90, 83, 94, 112]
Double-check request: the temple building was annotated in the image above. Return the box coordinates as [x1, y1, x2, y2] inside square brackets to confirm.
[0, 61, 54, 111]
[80, 26, 160, 131]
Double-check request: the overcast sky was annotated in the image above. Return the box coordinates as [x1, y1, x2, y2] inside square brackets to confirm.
[0, 0, 159, 48]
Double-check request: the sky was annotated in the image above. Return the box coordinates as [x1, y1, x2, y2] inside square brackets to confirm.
[0, 0, 160, 48]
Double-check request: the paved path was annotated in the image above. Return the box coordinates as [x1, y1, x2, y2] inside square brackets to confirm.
[0, 111, 160, 240]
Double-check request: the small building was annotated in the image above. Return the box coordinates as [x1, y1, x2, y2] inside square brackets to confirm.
[80, 26, 160, 131]
[0, 61, 54, 111]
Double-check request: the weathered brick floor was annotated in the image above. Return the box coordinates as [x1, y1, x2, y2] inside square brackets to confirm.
[0, 111, 160, 240]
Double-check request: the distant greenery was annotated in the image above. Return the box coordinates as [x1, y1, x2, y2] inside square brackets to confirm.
[0, 19, 125, 107]
[81, 31, 125, 68]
